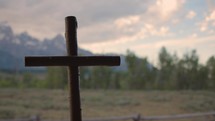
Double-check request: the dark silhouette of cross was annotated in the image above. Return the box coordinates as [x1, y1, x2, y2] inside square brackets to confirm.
[25, 16, 120, 121]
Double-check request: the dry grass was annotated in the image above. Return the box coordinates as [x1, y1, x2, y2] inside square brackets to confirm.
[0, 89, 215, 120]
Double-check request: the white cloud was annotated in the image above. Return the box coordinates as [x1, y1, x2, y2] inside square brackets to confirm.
[79, 12, 172, 44]
[147, 0, 185, 20]
[79, 21, 119, 43]
[114, 15, 140, 29]
[199, 10, 215, 32]
[186, 11, 196, 19]
[143, 24, 170, 36]
[200, 22, 208, 32]
[190, 33, 197, 38]
[80, 24, 171, 52]
[206, 10, 215, 22]
[171, 19, 180, 24]
[159, 26, 170, 36]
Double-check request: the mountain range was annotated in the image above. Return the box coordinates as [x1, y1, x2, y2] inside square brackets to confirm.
[0, 23, 126, 72]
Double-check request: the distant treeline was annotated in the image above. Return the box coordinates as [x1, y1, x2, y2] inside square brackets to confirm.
[0, 47, 215, 90]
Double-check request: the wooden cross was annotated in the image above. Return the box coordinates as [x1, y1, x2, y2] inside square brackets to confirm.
[25, 16, 120, 121]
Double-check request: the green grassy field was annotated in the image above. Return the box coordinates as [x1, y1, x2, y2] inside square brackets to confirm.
[0, 89, 215, 120]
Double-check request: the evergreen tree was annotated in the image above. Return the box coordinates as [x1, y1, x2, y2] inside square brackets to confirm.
[157, 47, 175, 89]
[174, 50, 205, 90]
[125, 50, 155, 89]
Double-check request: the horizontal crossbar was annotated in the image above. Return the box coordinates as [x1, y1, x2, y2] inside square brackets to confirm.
[25, 56, 120, 67]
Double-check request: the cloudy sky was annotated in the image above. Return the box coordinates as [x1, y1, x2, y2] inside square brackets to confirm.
[0, 0, 215, 64]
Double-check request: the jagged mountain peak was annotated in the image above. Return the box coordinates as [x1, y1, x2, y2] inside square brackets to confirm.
[0, 24, 95, 71]
[0, 23, 14, 41]
[53, 34, 64, 41]
[0, 23, 13, 34]
[18, 32, 33, 40]
[17, 32, 39, 45]
[0, 24, 126, 71]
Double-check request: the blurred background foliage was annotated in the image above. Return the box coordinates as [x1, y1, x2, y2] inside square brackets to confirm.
[0, 46, 215, 90]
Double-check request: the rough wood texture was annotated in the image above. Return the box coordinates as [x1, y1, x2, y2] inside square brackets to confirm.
[25, 56, 120, 66]
[65, 16, 82, 121]
[24, 16, 120, 121]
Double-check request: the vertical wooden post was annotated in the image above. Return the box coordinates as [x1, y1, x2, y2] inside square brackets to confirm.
[65, 16, 82, 121]
[25, 16, 120, 121]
